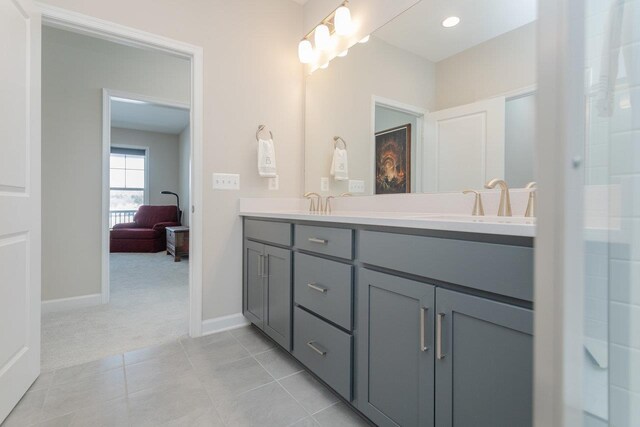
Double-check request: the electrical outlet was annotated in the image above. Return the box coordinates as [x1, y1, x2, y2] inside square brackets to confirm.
[213, 173, 240, 190]
[268, 175, 279, 190]
[320, 177, 329, 192]
[349, 179, 365, 193]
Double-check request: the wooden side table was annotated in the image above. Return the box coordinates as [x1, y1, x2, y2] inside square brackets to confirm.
[166, 226, 189, 262]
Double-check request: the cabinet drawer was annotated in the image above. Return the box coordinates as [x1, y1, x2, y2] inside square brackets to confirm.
[359, 230, 533, 302]
[293, 307, 352, 400]
[294, 253, 353, 330]
[245, 219, 292, 247]
[295, 225, 353, 260]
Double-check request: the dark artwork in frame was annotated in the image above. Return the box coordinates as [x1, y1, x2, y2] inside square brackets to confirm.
[375, 124, 411, 194]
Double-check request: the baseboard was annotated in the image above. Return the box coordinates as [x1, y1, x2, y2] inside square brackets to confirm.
[42, 293, 103, 314]
[201, 313, 249, 336]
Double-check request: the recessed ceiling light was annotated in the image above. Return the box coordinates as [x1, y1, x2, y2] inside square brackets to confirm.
[442, 16, 460, 28]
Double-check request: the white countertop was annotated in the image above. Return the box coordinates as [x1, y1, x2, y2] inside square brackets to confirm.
[239, 210, 536, 238]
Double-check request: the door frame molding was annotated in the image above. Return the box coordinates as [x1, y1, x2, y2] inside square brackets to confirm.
[39, 3, 205, 337]
[102, 89, 189, 305]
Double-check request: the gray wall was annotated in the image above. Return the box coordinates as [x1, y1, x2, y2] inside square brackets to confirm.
[178, 126, 190, 226]
[40, 0, 304, 321]
[110, 127, 181, 206]
[42, 26, 190, 301]
[435, 22, 536, 110]
[504, 94, 536, 188]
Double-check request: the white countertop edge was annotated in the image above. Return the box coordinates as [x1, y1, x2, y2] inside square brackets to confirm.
[239, 211, 536, 238]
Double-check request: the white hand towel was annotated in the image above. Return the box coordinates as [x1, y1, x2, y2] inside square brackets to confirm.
[258, 138, 277, 177]
[330, 147, 349, 181]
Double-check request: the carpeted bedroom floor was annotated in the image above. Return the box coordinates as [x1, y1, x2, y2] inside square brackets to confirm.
[41, 252, 188, 371]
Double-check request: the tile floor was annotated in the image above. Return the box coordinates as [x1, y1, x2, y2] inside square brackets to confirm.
[3, 326, 370, 427]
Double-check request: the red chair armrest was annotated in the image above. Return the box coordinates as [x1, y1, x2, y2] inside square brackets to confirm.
[152, 222, 181, 232]
[112, 222, 138, 229]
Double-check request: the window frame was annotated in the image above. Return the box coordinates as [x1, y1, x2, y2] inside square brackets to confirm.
[109, 144, 150, 208]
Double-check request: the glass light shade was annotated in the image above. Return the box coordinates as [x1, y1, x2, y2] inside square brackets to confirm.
[320, 63, 329, 69]
[359, 34, 370, 43]
[334, 5, 352, 36]
[314, 24, 331, 51]
[298, 39, 314, 64]
[337, 49, 348, 57]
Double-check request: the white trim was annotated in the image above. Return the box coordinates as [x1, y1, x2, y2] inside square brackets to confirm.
[40, 4, 205, 338]
[101, 90, 111, 305]
[42, 294, 102, 314]
[201, 314, 250, 336]
[534, 0, 585, 426]
[371, 96, 427, 193]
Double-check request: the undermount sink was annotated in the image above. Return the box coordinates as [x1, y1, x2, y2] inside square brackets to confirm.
[403, 214, 536, 225]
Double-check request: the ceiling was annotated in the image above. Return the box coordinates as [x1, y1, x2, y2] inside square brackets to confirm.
[110, 98, 190, 134]
[374, 0, 537, 63]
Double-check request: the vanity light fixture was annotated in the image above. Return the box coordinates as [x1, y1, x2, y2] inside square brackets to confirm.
[337, 49, 348, 57]
[359, 34, 370, 43]
[298, 1, 356, 68]
[320, 63, 329, 69]
[442, 16, 460, 28]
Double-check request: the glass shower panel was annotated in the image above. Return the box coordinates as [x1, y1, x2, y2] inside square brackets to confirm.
[584, 0, 640, 425]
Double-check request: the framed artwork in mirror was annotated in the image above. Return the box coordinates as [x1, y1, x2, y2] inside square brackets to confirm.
[375, 124, 411, 194]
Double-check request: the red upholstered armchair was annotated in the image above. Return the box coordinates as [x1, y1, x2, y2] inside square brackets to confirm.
[110, 205, 181, 253]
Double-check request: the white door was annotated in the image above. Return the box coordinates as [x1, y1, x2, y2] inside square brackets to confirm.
[424, 97, 505, 192]
[0, 0, 41, 422]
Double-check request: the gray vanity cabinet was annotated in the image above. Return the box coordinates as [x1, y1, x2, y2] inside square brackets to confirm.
[435, 288, 533, 427]
[243, 240, 292, 351]
[357, 269, 435, 427]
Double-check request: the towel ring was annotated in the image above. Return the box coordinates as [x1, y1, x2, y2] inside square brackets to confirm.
[333, 136, 347, 149]
[256, 125, 273, 141]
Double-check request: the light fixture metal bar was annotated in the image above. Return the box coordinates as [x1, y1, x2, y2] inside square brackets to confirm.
[301, 0, 348, 41]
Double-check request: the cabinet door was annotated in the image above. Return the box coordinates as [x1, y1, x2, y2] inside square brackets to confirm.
[264, 245, 292, 350]
[357, 269, 435, 427]
[243, 240, 264, 327]
[435, 288, 533, 427]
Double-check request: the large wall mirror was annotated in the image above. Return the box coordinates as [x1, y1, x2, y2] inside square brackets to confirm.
[304, 0, 537, 196]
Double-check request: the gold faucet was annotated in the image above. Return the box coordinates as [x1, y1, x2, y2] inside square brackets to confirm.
[484, 179, 512, 216]
[303, 192, 323, 213]
[462, 190, 485, 216]
[525, 182, 537, 217]
[324, 196, 335, 214]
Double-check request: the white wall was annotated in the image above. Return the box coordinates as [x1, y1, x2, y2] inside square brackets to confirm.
[111, 127, 180, 206]
[305, 36, 435, 195]
[42, 26, 190, 301]
[178, 125, 190, 226]
[40, 0, 304, 321]
[435, 22, 536, 110]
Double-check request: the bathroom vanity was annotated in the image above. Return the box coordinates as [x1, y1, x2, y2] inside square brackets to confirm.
[242, 212, 534, 427]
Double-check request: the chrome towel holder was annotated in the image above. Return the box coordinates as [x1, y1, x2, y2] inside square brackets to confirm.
[256, 125, 273, 141]
[333, 136, 347, 149]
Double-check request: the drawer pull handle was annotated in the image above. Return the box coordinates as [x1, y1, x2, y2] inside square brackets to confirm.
[308, 237, 328, 245]
[436, 313, 446, 360]
[306, 341, 327, 356]
[420, 307, 429, 352]
[307, 283, 328, 293]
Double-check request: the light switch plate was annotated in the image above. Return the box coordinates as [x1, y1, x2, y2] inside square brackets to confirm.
[320, 177, 329, 192]
[268, 175, 279, 190]
[349, 179, 365, 193]
[213, 173, 240, 190]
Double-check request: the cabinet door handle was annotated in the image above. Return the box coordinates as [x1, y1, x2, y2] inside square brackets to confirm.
[306, 341, 327, 356]
[257, 255, 263, 278]
[308, 237, 328, 245]
[307, 283, 328, 293]
[263, 254, 269, 278]
[420, 307, 429, 352]
[436, 313, 446, 360]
